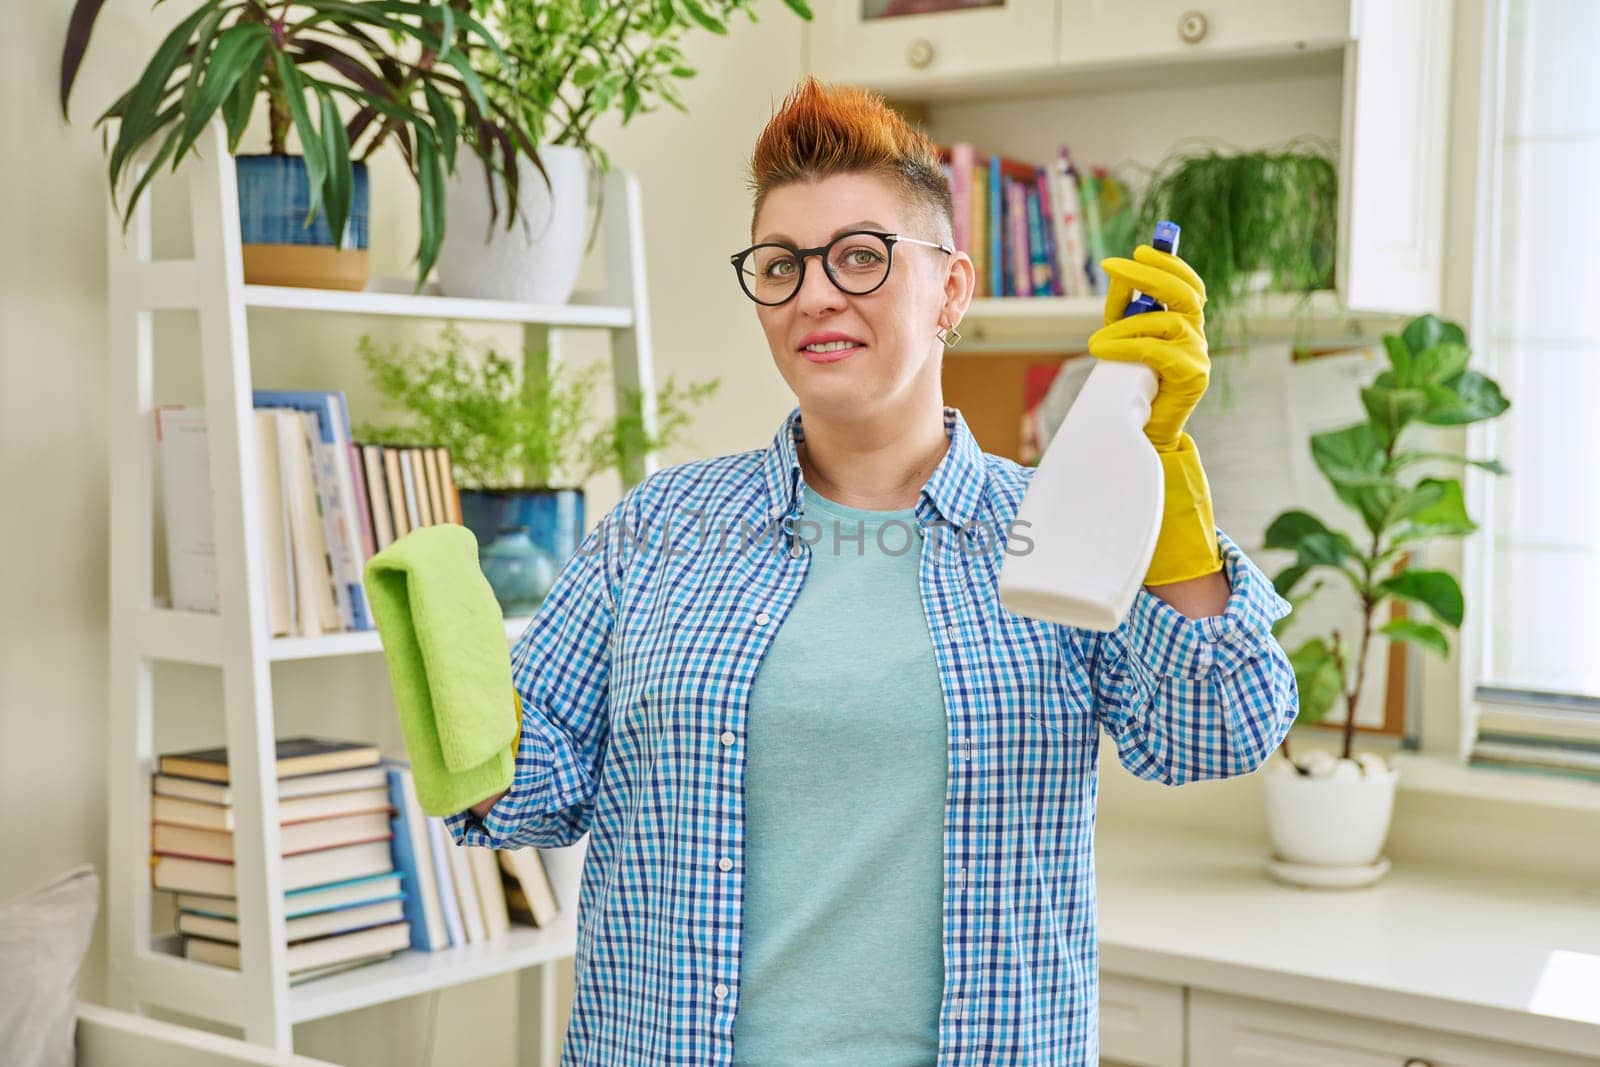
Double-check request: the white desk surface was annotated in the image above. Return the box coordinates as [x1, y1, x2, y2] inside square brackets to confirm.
[1095, 822, 1600, 1058]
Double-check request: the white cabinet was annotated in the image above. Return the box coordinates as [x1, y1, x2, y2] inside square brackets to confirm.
[802, 0, 1453, 337]
[804, 0, 1057, 87]
[1187, 988, 1599, 1067]
[1099, 972, 1184, 1067]
[1057, 0, 1352, 69]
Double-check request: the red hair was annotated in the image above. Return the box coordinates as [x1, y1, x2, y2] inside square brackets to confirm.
[746, 75, 953, 246]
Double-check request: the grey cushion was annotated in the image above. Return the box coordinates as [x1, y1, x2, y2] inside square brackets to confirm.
[0, 864, 99, 1067]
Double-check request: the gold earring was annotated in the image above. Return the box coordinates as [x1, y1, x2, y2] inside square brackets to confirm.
[936, 323, 963, 348]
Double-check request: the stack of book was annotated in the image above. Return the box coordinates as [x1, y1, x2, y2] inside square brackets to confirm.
[1470, 695, 1600, 781]
[152, 737, 411, 982]
[937, 141, 1132, 301]
[154, 387, 465, 635]
[151, 737, 563, 982]
[383, 760, 560, 954]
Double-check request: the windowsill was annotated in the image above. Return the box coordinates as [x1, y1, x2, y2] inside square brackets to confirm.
[1388, 751, 1600, 814]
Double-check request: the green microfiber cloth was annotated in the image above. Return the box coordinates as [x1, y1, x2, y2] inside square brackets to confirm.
[363, 523, 519, 816]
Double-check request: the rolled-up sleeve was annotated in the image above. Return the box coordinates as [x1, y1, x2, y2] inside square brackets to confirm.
[445, 491, 632, 850]
[1081, 528, 1299, 785]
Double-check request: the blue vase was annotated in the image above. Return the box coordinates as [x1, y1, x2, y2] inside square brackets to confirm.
[480, 526, 558, 616]
[458, 488, 586, 567]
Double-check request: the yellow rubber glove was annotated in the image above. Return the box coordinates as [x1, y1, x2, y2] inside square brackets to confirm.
[1086, 243, 1224, 586]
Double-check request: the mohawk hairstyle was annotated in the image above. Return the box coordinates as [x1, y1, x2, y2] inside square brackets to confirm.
[746, 75, 954, 248]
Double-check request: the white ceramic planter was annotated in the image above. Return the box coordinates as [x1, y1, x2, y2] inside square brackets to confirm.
[436, 145, 591, 304]
[1264, 754, 1398, 882]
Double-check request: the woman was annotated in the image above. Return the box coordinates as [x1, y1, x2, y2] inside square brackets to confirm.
[450, 76, 1298, 1066]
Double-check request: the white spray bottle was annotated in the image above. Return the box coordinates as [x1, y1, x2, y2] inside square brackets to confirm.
[998, 220, 1181, 632]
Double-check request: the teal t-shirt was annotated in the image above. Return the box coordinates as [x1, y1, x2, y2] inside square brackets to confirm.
[732, 482, 949, 1066]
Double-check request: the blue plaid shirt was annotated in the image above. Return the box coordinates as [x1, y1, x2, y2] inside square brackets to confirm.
[448, 404, 1299, 1065]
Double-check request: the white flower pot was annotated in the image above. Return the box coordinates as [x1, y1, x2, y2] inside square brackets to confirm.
[436, 145, 591, 304]
[1263, 753, 1398, 886]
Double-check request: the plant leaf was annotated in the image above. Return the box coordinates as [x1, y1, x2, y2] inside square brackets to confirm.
[1375, 568, 1464, 628]
[1390, 477, 1476, 544]
[1379, 619, 1451, 658]
[172, 22, 270, 170]
[108, 4, 213, 204]
[1416, 340, 1471, 385]
[1288, 637, 1342, 726]
[1400, 313, 1464, 357]
[413, 121, 445, 290]
[272, 54, 327, 229]
[317, 86, 353, 249]
[1421, 370, 1511, 426]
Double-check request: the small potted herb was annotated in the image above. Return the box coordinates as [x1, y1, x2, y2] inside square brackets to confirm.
[354, 324, 719, 603]
[1259, 313, 1510, 887]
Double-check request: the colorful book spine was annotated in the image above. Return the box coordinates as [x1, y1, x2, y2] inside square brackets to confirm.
[1007, 180, 1031, 298]
[1052, 148, 1092, 298]
[1024, 185, 1053, 296]
[1032, 167, 1062, 297]
[988, 154, 1004, 298]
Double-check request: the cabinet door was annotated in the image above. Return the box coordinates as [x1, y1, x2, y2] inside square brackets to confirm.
[1057, 1, 1352, 68]
[804, 0, 1056, 91]
[1099, 973, 1185, 1067]
[1189, 989, 1598, 1067]
[1337, 0, 1452, 314]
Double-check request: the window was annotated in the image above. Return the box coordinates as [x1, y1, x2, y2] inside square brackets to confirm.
[1467, 0, 1600, 769]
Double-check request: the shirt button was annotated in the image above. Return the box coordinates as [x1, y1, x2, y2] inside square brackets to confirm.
[718, 857, 733, 872]
[714, 983, 729, 999]
[720, 730, 736, 746]
[754, 611, 770, 626]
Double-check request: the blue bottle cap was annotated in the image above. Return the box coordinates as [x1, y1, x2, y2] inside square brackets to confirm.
[1153, 220, 1181, 255]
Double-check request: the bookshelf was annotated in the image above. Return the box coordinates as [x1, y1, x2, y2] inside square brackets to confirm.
[106, 118, 659, 1059]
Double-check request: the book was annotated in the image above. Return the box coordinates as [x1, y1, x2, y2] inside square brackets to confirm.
[383, 447, 410, 539]
[158, 738, 381, 783]
[184, 919, 411, 974]
[254, 409, 293, 636]
[468, 846, 511, 941]
[498, 848, 558, 928]
[153, 764, 389, 805]
[152, 810, 393, 862]
[384, 763, 450, 952]
[426, 817, 467, 948]
[253, 390, 372, 631]
[443, 834, 487, 943]
[1052, 146, 1092, 298]
[348, 438, 376, 562]
[1475, 705, 1600, 746]
[155, 405, 219, 614]
[177, 898, 405, 944]
[361, 445, 396, 551]
[175, 870, 404, 919]
[153, 839, 395, 896]
[276, 408, 339, 635]
[152, 786, 392, 830]
[438, 447, 464, 524]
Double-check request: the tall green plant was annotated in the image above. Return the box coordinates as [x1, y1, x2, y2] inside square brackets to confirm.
[355, 323, 721, 489]
[60, 0, 545, 290]
[1263, 314, 1511, 765]
[1130, 137, 1339, 353]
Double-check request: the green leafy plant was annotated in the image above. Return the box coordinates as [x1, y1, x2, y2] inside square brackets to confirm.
[354, 323, 721, 489]
[60, 0, 546, 289]
[1262, 314, 1511, 766]
[1129, 137, 1340, 353]
[464, 0, 814, 251]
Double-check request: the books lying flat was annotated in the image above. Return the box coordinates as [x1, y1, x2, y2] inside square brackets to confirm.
[152, 765, 389, 806]
[151, 786, 393, 830]
[175, 871, 404, 919]
[153, 810, 393, 862]
[177, 898, 406, 945]
[159, 738, 380, 783]
[153, 839, 393, 896]
[185, 920, 411, 974]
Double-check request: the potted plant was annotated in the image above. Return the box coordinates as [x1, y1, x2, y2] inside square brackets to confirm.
[431, 0, 815, 303]
[354, 323, 719, 606]
[1259, 313, 1510, 888]
[60, 0, 545, 291]
[1129, 137, 1340, 362]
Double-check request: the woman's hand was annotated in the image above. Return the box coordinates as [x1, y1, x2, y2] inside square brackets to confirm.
[469, 789, 508, 820]
[1085, 243, 1210, 453]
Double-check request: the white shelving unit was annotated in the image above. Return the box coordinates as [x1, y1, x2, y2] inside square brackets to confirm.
[106, 118, 660, 1059]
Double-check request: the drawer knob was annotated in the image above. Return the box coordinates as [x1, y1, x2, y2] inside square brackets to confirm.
[1178, 10, 1209, 44]
[907, 37, 935, 69]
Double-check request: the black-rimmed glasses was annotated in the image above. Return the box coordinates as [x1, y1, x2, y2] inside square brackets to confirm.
[729, 230, 955, 306]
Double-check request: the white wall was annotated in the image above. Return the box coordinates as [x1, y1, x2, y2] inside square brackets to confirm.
[4, 0, 1593, 1063]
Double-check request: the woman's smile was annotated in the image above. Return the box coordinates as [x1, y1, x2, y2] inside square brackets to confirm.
[800, 342, 865, 363]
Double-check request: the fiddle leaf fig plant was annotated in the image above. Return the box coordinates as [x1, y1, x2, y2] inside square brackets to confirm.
[1263, 313, 1511, 767]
